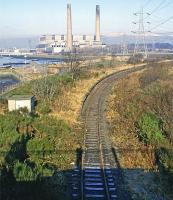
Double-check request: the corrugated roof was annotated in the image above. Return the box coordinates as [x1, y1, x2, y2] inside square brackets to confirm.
[8, 95, 34, 100]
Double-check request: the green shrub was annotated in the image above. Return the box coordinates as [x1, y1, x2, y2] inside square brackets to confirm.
[0, 105, 72, 198]
[137, 113, 165, 146]
[58, 74, 74, 86]
[13, 161, 39, 181]
[34, 116, 71, 137]
[27, 138, 55, 155]
[37, 102, 51, 115]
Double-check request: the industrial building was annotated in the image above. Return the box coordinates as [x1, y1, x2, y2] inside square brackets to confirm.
[36, 4, 105, 54]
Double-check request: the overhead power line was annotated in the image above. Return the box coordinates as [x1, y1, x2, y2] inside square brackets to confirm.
[149, 0, 166, 15]
[143, 0, 152, 7]
[143, 2, 161, 21]
[149, 15, 173, 31]
[151, 31, 173, 35]
[146, 0, 173, 18]
[157, 0, 173, 12]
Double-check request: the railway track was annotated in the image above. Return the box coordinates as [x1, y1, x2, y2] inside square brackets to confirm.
[72, 65, 146, 200]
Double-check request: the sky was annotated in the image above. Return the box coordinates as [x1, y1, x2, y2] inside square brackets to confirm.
[0, 0, 173, 38]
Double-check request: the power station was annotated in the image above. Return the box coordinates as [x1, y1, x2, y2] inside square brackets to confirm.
[37, 4, 105, 53]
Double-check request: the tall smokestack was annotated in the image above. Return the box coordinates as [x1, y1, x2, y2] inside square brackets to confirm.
[67, 4, 73, 50]
[95, 5, 101, 42]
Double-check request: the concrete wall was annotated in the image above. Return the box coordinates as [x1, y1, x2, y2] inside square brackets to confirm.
[8, 99, 33, 112]
[8, 100, 16, 112]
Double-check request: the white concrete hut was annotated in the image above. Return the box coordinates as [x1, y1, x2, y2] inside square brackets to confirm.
[8, 95, 35, 112]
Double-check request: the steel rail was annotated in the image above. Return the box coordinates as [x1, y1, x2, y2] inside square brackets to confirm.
[81, 65, 147, 200]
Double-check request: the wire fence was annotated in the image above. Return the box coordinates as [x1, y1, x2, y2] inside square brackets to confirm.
[0, 82, 21, 97]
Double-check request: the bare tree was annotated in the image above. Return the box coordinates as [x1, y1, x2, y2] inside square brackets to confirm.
[63, 48, 86, 79]
[32, 65, 59, 102]
[127, 53, 144, 65]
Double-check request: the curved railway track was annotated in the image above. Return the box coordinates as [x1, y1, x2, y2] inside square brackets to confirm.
[72, 65, 146, 200]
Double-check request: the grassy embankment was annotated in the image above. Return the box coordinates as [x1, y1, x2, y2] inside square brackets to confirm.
[0, 59, 133, 199]
[107, 61, 173, 200]
[0, 72, 20, 82]
[0, 73, 20, 99]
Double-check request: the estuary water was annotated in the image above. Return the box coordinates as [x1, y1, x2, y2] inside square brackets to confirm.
[0, 56, 61, 68]
[0, 56, 61, 93]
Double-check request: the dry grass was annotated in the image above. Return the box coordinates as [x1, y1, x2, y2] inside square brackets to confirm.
[51, 64, 139, 126]
[0, 104, 5, 114]
[106, 66, 173, 200]
[107, 71, 156, 169]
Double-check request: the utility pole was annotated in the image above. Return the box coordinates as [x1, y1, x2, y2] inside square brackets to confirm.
[152, 39, 156, 53]
[132, 7, 149, 58]
[121, 34, 128, 56]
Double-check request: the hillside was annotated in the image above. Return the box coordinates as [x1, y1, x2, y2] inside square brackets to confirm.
[107, 61, 173, 200]
[0, 59, 133, 199]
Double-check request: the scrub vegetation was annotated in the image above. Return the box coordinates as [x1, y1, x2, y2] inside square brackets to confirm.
[107, 61, 173, 200]
[0, 58, 129, 199]
[0, 109, 77, 199]
[0, 74, 80, 199]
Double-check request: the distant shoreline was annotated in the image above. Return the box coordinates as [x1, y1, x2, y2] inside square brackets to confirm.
[2, 54, 64, 61]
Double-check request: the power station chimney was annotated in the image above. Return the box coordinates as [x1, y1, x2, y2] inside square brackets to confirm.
[67, 4, 73, 50]
[95, 5, 101, 42]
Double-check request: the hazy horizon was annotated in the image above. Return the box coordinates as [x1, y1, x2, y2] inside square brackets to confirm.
[1, 0, 173, 48]
[1, 0, 173, 39]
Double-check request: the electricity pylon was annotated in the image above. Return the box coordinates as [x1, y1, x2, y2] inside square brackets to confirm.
[132, 7, 150, 58]
[121, 34, 129, 56]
